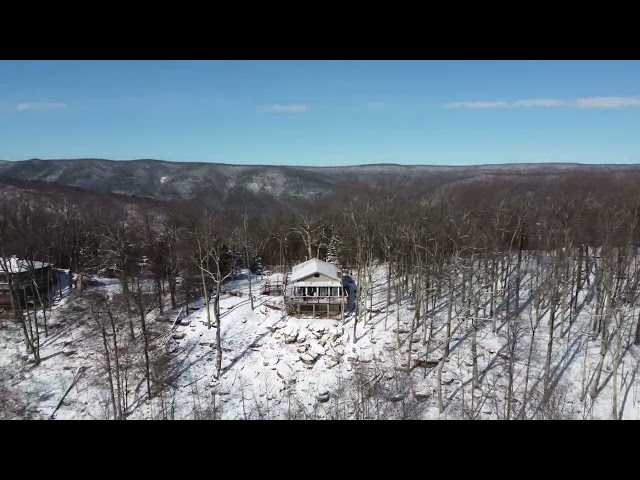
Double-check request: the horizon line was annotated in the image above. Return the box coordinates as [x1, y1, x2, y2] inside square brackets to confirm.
[2, 157, 640, 169]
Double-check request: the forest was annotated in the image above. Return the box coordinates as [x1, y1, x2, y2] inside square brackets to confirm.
[1, 170, 640, 419]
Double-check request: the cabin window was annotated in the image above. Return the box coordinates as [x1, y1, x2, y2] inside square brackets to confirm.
[314, 273, 320, 277]
[319, 287, 328, 297]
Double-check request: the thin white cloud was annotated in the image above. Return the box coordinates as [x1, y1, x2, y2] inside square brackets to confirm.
[575, 96, 640, 108]
[511, 99, 565, 107]
[446, 96, 640, 109]
[446, 101, 510, 109]
[15, 102, 67, 112]
[261, 104, 308, 113]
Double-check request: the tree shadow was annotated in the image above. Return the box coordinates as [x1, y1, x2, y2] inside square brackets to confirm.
[477, 342, 511, 384]
[219, 329, 273, 378]
[39, 350, 65, 363]
[219, 298, 252, 320]
[159, 340, 202, 389]
[586, 341, 636, 408]
[619, 356, 639, 420]
[549, 333, 587, 392]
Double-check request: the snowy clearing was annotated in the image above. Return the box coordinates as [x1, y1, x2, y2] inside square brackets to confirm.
[1, 263, 639, 420]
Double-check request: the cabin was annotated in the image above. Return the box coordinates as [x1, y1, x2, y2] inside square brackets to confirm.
[0, 257, 54, 311]
[284, 258, 349, 318]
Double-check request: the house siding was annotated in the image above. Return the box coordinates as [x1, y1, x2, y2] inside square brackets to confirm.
[294, 273, 339, 284]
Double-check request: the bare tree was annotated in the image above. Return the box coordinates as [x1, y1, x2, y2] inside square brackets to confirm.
[194, 210, 234, 379]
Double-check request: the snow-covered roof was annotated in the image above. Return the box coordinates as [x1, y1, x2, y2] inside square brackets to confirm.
[0, 257, 50, 275]
[290, 258, 340, 283]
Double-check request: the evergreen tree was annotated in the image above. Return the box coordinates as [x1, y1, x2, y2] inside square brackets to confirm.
[251, 255, 265, 275]
[325, 234, 341, 267]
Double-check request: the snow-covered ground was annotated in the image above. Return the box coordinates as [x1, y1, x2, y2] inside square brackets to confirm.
[1, 265, 639, 420]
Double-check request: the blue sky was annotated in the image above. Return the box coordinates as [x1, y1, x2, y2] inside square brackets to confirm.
[1, 60, 640, 166]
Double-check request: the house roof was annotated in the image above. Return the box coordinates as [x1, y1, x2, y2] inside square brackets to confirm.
[0, 257, 50, 275]
[290, 258, 340, 283]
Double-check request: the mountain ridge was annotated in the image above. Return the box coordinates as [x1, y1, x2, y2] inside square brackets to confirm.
[1, 158, 639, 205]
[2, 157, 640, 169]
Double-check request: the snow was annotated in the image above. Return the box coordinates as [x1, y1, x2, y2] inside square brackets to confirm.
[1, 264, 639, 420]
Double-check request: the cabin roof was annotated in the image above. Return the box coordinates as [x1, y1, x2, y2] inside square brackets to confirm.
[290, 258, 340, 283]
[0, 257, 50, 275]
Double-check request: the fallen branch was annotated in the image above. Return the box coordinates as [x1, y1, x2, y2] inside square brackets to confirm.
[49, 366, 89, 420]
[171, 307, 185, 332]
[181, 374, 208, 389]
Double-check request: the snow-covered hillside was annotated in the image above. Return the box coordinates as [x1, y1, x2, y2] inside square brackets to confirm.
[1, 264, 639, 420]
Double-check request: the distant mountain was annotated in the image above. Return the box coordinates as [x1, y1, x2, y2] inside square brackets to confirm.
[1, 158, 639, 205]
[0, 159, 337, 204]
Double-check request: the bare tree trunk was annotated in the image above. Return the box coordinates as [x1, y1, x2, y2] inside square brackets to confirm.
[612, 322, 621, 420]
[396, 280, 402, 350]
[585, 245, 590, 286]
[184, 277, 190, 315]
[573, 245, 584, 319]
[242, 211, 255, 311]
[6, 278, 38, 363]
[544, 293, 558, 397]
[521, 328, 535, 418]
[247, 266, 254, 310]
[591, 320, 608, 399]
[23, 287, 40, 361]
[436, 355, 445, 415]
[559, 285, 566, 339]
[135, 280, 152, 402]
[367, 266, 374, 325]
[612, 360, 619, 419]
[491, 257, 498, 333]
[108, 310, 123, 420]
[385, 261, 391, 330]
[214, 292, 222, 379]
[29, 266, 48, 340]
[340, 283, 345, 324]
[99, 324, 118, 419]
[590, 284, 611, 399]
[306, 231, 313, 259]
[47, 262, 53, 315]
[169, 275, 177, 309]
[444, 276, 454, 359]
[156, 274, 163, 315]
[422, 271, 430, 345]
[198, 241, 212, 329]
[353, 260, 363, 343]
[406, 270, 420, 371]
[120, 276, 135, 341]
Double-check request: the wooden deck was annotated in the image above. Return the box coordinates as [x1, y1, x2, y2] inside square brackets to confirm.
[260, 280, 284, 296]
[284, 295, 346, 318]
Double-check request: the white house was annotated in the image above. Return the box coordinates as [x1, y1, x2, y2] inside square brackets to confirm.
[285, 258, 348, 317]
